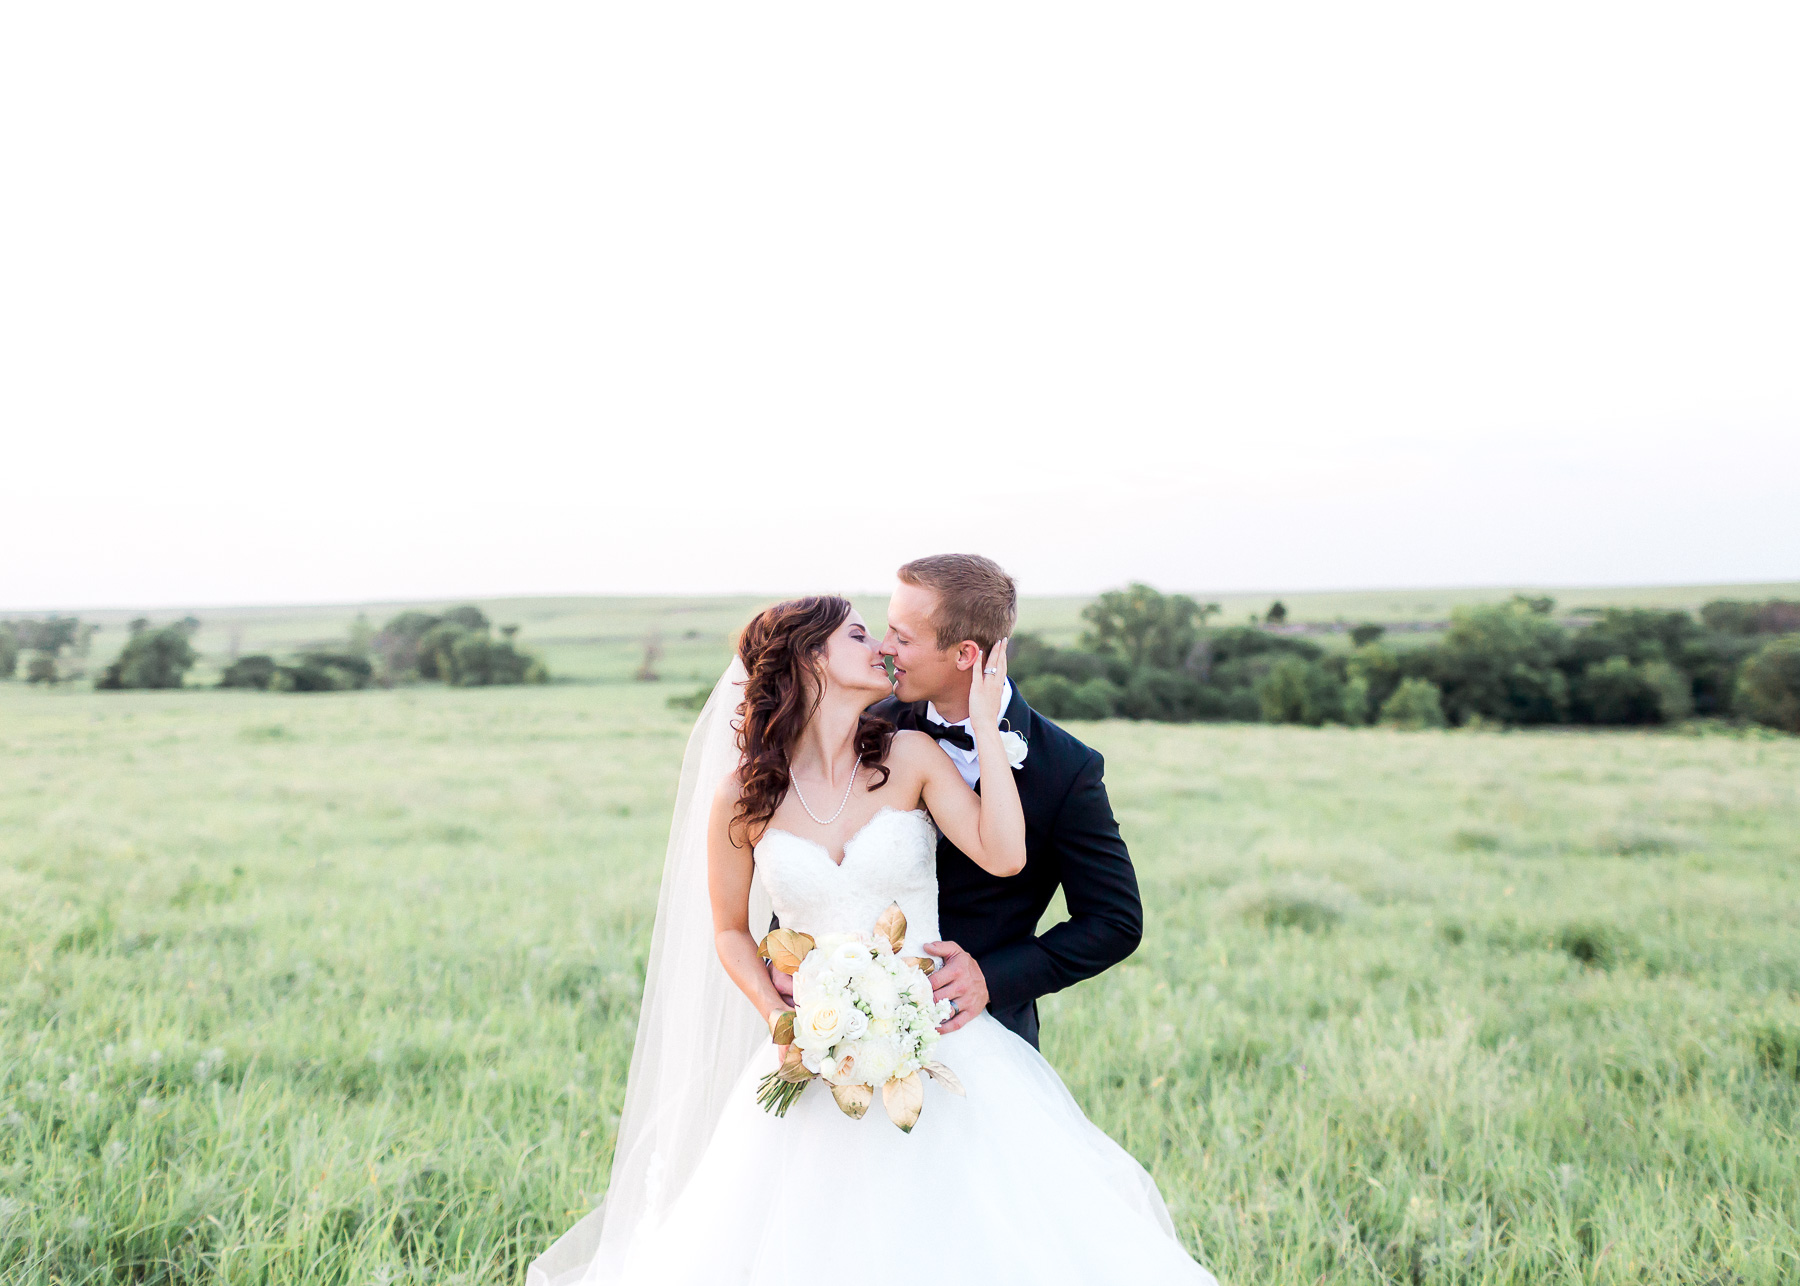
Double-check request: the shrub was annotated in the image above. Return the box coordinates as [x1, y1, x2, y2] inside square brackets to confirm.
[26, 653, 59, 684]
[219, 655, 279, 690]
[1222, 688, 1263, 722]
[1574, 656, 1663, 725]
[1378, 678, 1447, 729]
[416, 623, 472, 681]
[446, 635, 547, 686]
[0, 626, 16, 679]
[1066, 677, 1120, 720]
[441, 604, 490, 632]
[1255, 656, 1343, 726]
[96, 621, 199, 690]
[1117, 667, 1224, 721]
[299, 652, 374, 689]
[1345, 644, 1402, 725]
[1021, 673, 1119, 721]
[1350, 622, 1385, 647]
[1007, 635, 1123, 687]
[1701, 599, 1800, 635]
[1019, 674, 1076, 719]
[1642, 660, 1694, 722]
[1434, 597, 1569, 725]
[1736, 637, 1800, 733]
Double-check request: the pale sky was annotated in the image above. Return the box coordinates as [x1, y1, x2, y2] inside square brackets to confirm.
[3, 4, 1796, 610]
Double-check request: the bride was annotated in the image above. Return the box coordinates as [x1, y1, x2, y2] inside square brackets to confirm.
[529, 595, 1216, 1285]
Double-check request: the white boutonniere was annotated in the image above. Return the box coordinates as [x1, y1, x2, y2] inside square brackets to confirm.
[999, 729, 1029, 769]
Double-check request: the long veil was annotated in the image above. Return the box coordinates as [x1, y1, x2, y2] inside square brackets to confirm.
[528, 659, 768, 1286]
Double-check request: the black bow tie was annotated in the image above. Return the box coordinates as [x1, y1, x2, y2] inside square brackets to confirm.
[918, 720, 975, 752]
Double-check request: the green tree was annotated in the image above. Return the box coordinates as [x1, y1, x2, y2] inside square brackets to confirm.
[96, 621, 199, 690]
[1378, 678, 1448, 729]
[1255, 656, 1344, 726]
[1736, 637, 1800, 732]
[1080, 584, 1217, 670]
[1433, 597, 1569, 725]
[1266, 600, 1288, 625]
[1350, 622, 1385, 647]
[0, 625, 17, 679]
[220, 656, 278, 690]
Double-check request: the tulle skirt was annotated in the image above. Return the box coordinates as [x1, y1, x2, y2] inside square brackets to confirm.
[604, 1012, 1216, 1285]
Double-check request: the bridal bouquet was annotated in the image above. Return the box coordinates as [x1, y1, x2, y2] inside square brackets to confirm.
[757, 902, 964, 1132]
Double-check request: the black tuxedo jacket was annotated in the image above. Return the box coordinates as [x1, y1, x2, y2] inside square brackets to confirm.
[869, 686, 1143, 1048]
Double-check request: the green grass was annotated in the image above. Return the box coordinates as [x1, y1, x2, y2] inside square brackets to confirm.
[3, 680, 1798, 1284]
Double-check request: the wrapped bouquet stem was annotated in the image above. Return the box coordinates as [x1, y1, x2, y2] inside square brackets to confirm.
[756, 902, 964, 1132]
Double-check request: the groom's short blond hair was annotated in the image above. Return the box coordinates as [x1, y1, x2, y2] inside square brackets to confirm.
[897, 554, 1018, 653]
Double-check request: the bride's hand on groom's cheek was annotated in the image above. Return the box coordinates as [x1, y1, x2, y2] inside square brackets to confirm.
[926, 940, 988, 1034]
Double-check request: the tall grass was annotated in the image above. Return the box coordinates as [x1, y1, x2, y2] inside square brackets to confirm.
[2, 684, 1797, 1283]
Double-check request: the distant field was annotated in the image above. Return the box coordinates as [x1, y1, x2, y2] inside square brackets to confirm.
[3, 680, 1797, 1284]
[39, 580, 1800, 684]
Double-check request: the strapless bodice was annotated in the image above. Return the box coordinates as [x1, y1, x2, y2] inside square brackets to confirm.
[753, 806, 940, 955]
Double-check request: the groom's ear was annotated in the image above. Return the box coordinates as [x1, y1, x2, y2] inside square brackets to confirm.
[952, 641, 981, 671]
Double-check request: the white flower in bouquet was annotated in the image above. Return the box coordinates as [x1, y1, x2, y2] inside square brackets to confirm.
[849, 1037, 901, 1086]
[865, 973, 904, 1019]
[793, 998, 851, 1051]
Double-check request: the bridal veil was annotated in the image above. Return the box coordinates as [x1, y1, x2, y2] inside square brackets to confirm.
[528, 659, 768, 1286]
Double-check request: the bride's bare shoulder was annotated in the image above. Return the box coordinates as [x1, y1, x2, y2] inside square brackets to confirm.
[710, 768, 747, 812]
[886, 730, 943, 770]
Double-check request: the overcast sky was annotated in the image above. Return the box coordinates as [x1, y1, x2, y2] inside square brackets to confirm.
[3, 4, 1796, 610]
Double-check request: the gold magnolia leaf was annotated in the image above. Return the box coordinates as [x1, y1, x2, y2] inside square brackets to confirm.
[769, 1010, 795, 1045]
[764, 929, 816, 974]
[756, 934, 772, 962]
[873, 902, 907, 955]
[882, 1071, 924, 1132]
[830, 1082, 873, 1120]
[921, 1061, 966, 1097]
[777, 1044, 813, 1085]
[901, 956, 938, 976]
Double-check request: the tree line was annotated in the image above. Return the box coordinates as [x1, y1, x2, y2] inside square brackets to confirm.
[1012, 587, 1800, 734]
[0, 605, 548, 690]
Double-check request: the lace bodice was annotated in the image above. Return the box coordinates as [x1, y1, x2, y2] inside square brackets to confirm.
[753, 806, 940, 955]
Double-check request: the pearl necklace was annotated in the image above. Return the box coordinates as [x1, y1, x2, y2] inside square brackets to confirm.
[790, 756, 861, 826]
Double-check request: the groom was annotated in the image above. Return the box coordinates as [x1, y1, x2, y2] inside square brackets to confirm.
[868, 553, 1143, 1048]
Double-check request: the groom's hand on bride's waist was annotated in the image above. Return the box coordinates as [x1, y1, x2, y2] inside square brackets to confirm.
[767, 961, 796, 1006]
[926, 941, 988, 1034]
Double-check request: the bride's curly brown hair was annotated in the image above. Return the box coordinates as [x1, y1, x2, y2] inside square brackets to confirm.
[731, 595, 894, 847]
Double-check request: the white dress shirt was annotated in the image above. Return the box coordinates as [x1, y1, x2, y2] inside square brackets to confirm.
[924, 679, 1013, 790]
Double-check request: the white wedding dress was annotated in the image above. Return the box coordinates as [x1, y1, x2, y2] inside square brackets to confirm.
[608, 805, 1216, 1284]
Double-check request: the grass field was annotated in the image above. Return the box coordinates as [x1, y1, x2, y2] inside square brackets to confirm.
[3, 667, 1799, 1282]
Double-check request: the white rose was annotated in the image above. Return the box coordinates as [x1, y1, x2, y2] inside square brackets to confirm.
[793, 998, 851, 1051]
[827, 940, 873, 974]
[906, 976, 934, 1009]
[1000, 729, 1029, 769]
[850, 1037, 901, 1086]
